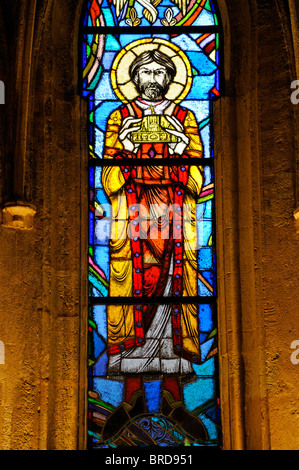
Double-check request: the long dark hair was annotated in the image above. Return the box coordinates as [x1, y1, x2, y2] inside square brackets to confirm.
[129, 50, 176, 85]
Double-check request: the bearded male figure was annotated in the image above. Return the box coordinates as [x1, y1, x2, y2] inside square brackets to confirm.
[101, 49, 208, 442]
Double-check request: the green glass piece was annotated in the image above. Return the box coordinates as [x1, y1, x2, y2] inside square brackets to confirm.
[198, 193, 214, 204]
[87, 44, 91, 60]
[89, 318, 98, 331]
[89, 264, 109, 288]
[87, 65, 102, 91]
[88, 397, 114, 412]
[205, 0, 212, 12]
[176, 0, 202, 26]
[126, 0, 136, 19]
[208, 328, 217, 339]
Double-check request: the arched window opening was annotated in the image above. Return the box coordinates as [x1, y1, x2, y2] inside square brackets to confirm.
[80, 0, 222, 448]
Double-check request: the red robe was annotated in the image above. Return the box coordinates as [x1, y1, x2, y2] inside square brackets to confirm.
[102, 100, 204, 365]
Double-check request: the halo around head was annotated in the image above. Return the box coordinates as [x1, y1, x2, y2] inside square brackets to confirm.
[111, 38, 193, 104]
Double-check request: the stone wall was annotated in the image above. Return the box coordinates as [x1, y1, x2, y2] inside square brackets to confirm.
[0, 0, 298, 450]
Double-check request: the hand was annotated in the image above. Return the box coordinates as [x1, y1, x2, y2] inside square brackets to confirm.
[163, 115, 189, 156]
[119, 116, 142, 154]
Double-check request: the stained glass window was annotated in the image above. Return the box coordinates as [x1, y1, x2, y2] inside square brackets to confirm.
[81, 0, 222, 449]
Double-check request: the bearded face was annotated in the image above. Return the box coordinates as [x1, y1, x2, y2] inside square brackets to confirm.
[136, 61, 171, 101]
[138, 81, 165, 100]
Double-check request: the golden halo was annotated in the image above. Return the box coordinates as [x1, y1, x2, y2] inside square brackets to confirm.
[111, 38, 193, 104]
